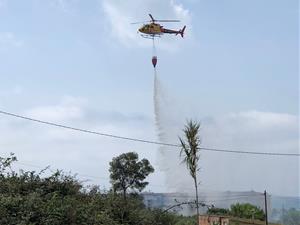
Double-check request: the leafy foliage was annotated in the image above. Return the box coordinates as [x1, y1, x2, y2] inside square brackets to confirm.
[179, 120, 201, 225]
[109, 152, 154, 198]
[207, 207, 230, 216]
[0, 162, 117, 225]
[179, 120, 201, 180]
[207, 203, 265, 221]
[0, 153, 193, 225]
[230, 203, 265, 220]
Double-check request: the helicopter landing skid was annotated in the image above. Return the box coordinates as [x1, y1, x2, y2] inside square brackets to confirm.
[140, 34, 161, 39]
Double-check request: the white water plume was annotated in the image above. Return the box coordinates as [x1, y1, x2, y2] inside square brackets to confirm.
[153, 69, 194, 193]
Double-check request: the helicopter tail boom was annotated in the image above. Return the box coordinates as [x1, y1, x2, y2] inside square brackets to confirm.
[162, 25, 186, 38]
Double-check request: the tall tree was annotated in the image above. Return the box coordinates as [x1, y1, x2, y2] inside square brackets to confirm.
[230, 203, 265, 221]
[179, 120, 201, 225]
[109, 152, 154, 200]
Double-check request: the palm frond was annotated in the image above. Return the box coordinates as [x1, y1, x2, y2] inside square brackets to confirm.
[179, 120, 201, 177]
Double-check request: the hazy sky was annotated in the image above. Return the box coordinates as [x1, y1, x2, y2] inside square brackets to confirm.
[0, 0, 299, 197]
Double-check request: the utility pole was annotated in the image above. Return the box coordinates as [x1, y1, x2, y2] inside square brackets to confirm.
[281, 204, 284, 225]
[264, 190, 268, 225]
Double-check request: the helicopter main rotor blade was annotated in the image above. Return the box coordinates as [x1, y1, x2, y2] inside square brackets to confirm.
[149, 14, 155, 22]
[131, 21, 151, 24]
[132, 14, 180, 24]
[155, 20, 180, 22]
[149, 14, 180, 22]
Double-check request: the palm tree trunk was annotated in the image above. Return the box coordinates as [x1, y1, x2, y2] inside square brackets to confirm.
[194, 176, 200, 225]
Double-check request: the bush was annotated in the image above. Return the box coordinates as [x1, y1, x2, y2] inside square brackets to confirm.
[0, 153, 195, 225]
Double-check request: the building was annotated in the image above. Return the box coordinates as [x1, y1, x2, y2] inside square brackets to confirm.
[199, 215, 281, 225]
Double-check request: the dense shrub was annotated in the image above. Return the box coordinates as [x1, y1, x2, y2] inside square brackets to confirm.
[0, 154, 195, 225]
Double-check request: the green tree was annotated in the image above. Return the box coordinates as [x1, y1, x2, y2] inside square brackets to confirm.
[109, 152, 154, 200]
[207, 207, 230, 216]
[230, 203, 265, 220]
[0, 152, 16, 174]
[206, 203, 265, 221]
[179, 120, 201, 225]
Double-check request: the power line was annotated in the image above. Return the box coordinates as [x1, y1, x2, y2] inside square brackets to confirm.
[157, 195, 265, 203]
[11, 161, 267, 198]
[5, 160, 277, 201]
[15, 162, 107, 180]
[200, 196, 264, 203]
[0, 110, 178, 147]
[0, 110, 299, 157]
[11, 159, 274, 195]
[199, 147, 299, 156]
[15, 159, 268, 195]
[14, 161, 272, 203]
[14, 161, 166, 189]
[148, 194, 263, 200]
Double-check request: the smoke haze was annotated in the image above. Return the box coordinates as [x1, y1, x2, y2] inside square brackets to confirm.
[153, 71, 299, 197]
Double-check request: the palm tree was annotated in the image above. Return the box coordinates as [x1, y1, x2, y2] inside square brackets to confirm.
[179, 120, 201, 225]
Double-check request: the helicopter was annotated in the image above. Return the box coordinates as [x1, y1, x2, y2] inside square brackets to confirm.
[132, 14, 186, 39]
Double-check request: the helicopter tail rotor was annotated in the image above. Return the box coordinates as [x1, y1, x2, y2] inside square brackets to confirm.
[180, 25, 186, 38]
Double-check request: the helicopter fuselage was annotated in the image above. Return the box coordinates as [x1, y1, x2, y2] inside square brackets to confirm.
[138, 22, 184, 37]
[139, 23, 163, 35]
